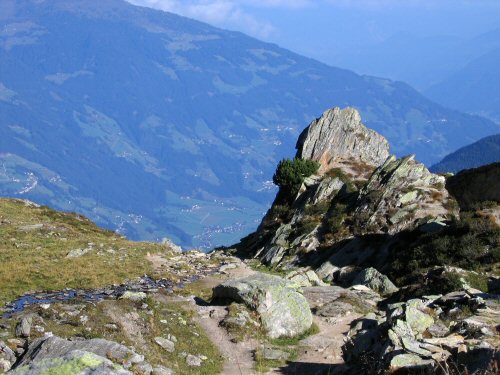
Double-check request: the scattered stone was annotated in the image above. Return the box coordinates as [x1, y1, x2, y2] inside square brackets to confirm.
[186, 354, 202, 367]
[16, 317, 32, 338]
[154, 337, 175, 353]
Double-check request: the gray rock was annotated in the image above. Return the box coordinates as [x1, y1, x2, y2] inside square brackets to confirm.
[15, 336, 145, 369]
[213, 273, 313, 339]
[16, 317, 32, 338]
[352, 267, 398, 295]
[10, 350, 132, 375]
[154, 337, 175, 353]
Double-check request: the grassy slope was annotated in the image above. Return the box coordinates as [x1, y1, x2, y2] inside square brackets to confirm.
[0, 198, 175, 305]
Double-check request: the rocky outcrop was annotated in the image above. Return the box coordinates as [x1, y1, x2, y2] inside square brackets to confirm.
[235, 107, 454, 273]
[212, 273, 313, 339]
[296, 107, 390, 176]
[446, 162, 500, 210]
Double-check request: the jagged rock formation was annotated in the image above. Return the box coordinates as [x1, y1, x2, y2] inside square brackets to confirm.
[296, 107, 390, 176]
[354, 154, 450, 234]
[235, 107, 453, 274]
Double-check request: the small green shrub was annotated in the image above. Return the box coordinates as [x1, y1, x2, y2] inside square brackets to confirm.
[273, 158, 320, 191]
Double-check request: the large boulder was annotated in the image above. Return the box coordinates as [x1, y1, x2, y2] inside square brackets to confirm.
[212, 273, 313, 339]
[352, 267, 398, 295]
[14, 336, 146, 370]
[10, 350, 131, 375]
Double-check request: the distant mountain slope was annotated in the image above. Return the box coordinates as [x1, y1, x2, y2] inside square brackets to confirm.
[1, 0, 498, 248]
[425, 47, 500, 123]
[430, 134, 500, 173]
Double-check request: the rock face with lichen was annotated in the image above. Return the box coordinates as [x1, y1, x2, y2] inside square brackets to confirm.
[212, 273, 313, 339]
[10, 336, 150, 374]
[10, 350, 131, 375]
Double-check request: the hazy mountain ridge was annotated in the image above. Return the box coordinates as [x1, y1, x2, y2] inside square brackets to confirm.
[425, 46, 500, 123]
[1, 0, 498, 248]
